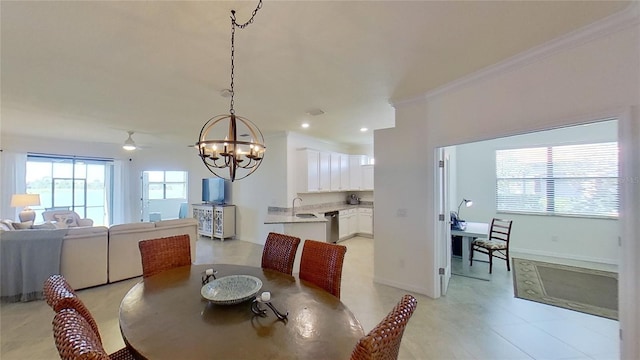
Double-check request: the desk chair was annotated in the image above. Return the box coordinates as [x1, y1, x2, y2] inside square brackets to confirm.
[470, 218, 513, 274]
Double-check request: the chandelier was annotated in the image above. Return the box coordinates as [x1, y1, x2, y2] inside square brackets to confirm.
[196, 0, 266, 182]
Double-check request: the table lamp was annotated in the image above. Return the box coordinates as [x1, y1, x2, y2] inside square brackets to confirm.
[457, 198, 473, 220]
[10, 194, 41, 222]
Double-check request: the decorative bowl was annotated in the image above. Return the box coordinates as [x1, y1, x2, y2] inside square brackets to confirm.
[200, 275, 262, 305]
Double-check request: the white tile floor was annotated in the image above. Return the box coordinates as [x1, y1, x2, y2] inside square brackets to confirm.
[0, 236, 620, 359]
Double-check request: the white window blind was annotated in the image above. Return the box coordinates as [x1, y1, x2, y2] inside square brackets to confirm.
[496, 142, 618, 218]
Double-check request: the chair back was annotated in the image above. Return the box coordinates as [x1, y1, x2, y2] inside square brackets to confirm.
[43, 274, 101, 342]
[299, 239, 347, 298]
[52, 308, 110, 360]
[261, 232, 301, 275]
[489, 218, 513, 244]
[138, 234, 192, 278]
[351, 294, 418, 360]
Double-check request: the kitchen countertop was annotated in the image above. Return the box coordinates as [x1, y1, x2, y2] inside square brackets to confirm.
[264, 202, 372, 224]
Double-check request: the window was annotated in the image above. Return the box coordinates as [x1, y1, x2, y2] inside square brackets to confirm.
[26, 155, 114, 225]
[145, 171, 187, 199]
[496, 142, 618, 218]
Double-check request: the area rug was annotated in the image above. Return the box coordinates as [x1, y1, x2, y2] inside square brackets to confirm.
[512, 258, 618, 320]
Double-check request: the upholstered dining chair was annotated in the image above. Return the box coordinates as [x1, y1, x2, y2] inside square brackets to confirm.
[43, 274, 101, 342]
[52, 308, 135, 360]
[299, 239, 347, 299]
[350, 294, 418, 360]
[261, 232, 301, 275]
[138, 234, 192, 278]
[470, 218, 513, 274]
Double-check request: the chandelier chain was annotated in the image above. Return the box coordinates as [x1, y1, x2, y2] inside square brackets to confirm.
[229, 0, 263, 115]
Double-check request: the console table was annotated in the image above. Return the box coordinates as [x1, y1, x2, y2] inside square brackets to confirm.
[192, 204, 236, 241]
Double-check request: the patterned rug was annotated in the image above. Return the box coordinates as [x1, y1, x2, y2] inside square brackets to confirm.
[512, 258, 618, 320]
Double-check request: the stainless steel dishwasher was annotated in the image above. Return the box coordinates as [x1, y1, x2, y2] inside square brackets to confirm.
[324, 211, 339, 243]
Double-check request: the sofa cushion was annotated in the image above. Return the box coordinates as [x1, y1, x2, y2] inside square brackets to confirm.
[12, 221, 34, 230]
[154, 218, 197, 229]
[53, 214, 78, 227]
[108, 222, 155, 234]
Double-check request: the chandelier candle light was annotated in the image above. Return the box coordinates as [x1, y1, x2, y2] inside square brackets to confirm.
[195, 0, 266, 182]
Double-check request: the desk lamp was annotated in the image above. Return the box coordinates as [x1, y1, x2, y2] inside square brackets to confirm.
[457, 198, 473, 220]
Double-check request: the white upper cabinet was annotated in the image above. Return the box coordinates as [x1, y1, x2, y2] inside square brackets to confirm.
[299, 150, 372, 193]
[362, 164, 374, 190]
[330, 153, 350, 191]
[297, 149, 320, 192]
[319, 151, 331, 192]
[349, 155, 367, 190]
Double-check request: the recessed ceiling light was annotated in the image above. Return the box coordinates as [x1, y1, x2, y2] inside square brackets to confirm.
[301, 123, 310, 128]
[360, 127, 368, 132]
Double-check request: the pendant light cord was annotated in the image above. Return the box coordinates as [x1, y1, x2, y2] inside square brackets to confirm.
[229, 0, 263, 115]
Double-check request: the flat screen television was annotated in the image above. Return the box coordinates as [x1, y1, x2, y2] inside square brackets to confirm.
[202, 178, 225, 204]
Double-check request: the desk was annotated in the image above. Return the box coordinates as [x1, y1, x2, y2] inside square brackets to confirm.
[451, 222, 489, 281]
[119, 264, 364, 359]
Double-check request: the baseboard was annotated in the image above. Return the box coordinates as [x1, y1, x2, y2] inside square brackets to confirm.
[372, 276, 433, 298]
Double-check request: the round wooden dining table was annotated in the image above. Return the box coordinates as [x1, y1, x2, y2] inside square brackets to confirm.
[119, 264, 364, 359]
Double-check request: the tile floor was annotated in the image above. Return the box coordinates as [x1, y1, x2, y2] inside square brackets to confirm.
[0, 236, 619, 359]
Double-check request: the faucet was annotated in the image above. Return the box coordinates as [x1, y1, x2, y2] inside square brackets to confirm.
[292, 197, 302, 217]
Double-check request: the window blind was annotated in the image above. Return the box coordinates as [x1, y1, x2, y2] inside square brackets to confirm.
[496, 142, 618, 218]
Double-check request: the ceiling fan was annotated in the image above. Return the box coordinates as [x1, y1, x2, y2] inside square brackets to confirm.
[122, 131, 137, 151]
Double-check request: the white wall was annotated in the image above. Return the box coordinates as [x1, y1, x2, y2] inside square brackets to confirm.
[456, 120, 619, 265]
[375, 6, 638, 358]
[231, 132, 289, 245]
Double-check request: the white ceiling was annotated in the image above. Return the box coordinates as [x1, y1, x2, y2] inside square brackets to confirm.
[0, 1, 630, 149]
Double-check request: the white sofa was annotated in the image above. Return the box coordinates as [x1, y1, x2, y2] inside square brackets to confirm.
[108, 218, 198, 282]
[61, 226, 109, 290]
[1, 217, 198, 291]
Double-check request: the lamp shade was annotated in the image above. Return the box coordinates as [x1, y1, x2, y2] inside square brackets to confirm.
[10, 194, 41, 207]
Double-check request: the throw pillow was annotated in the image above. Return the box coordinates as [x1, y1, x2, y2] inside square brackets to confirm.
[13, 221, 34, 230]
[52, 221, 68, 229]
[53, 214, 78, 227]
[0, 220, 14, 231]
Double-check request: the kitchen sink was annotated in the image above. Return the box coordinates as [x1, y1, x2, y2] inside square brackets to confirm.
[295, 213, 317, 218]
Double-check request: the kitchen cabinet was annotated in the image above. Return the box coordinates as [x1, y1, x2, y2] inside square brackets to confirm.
[358, 208, 373, 236]
[339, 209, 358, 240]
[330, 153, 350, 191]
[349, 155, 367, 190]
[297, 149, 331, 192]
[193, 204, 236, 241]
[362, 164, 374, 190]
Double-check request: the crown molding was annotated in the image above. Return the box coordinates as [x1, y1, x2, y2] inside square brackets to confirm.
[391, 2, 639, 109]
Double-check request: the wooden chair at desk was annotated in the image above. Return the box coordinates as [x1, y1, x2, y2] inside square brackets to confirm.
[470, 218, 513, 274]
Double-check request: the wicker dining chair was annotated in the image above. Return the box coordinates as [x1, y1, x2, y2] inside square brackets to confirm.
[470, 218, 513, 274]
[43, 274, 101, 342]
[299, 239, 347, 299]
[52, 308, 135, 360]
[261, 232, 301, 275]
[138, 234, 192, 278]
[350, 294, 418, 360]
